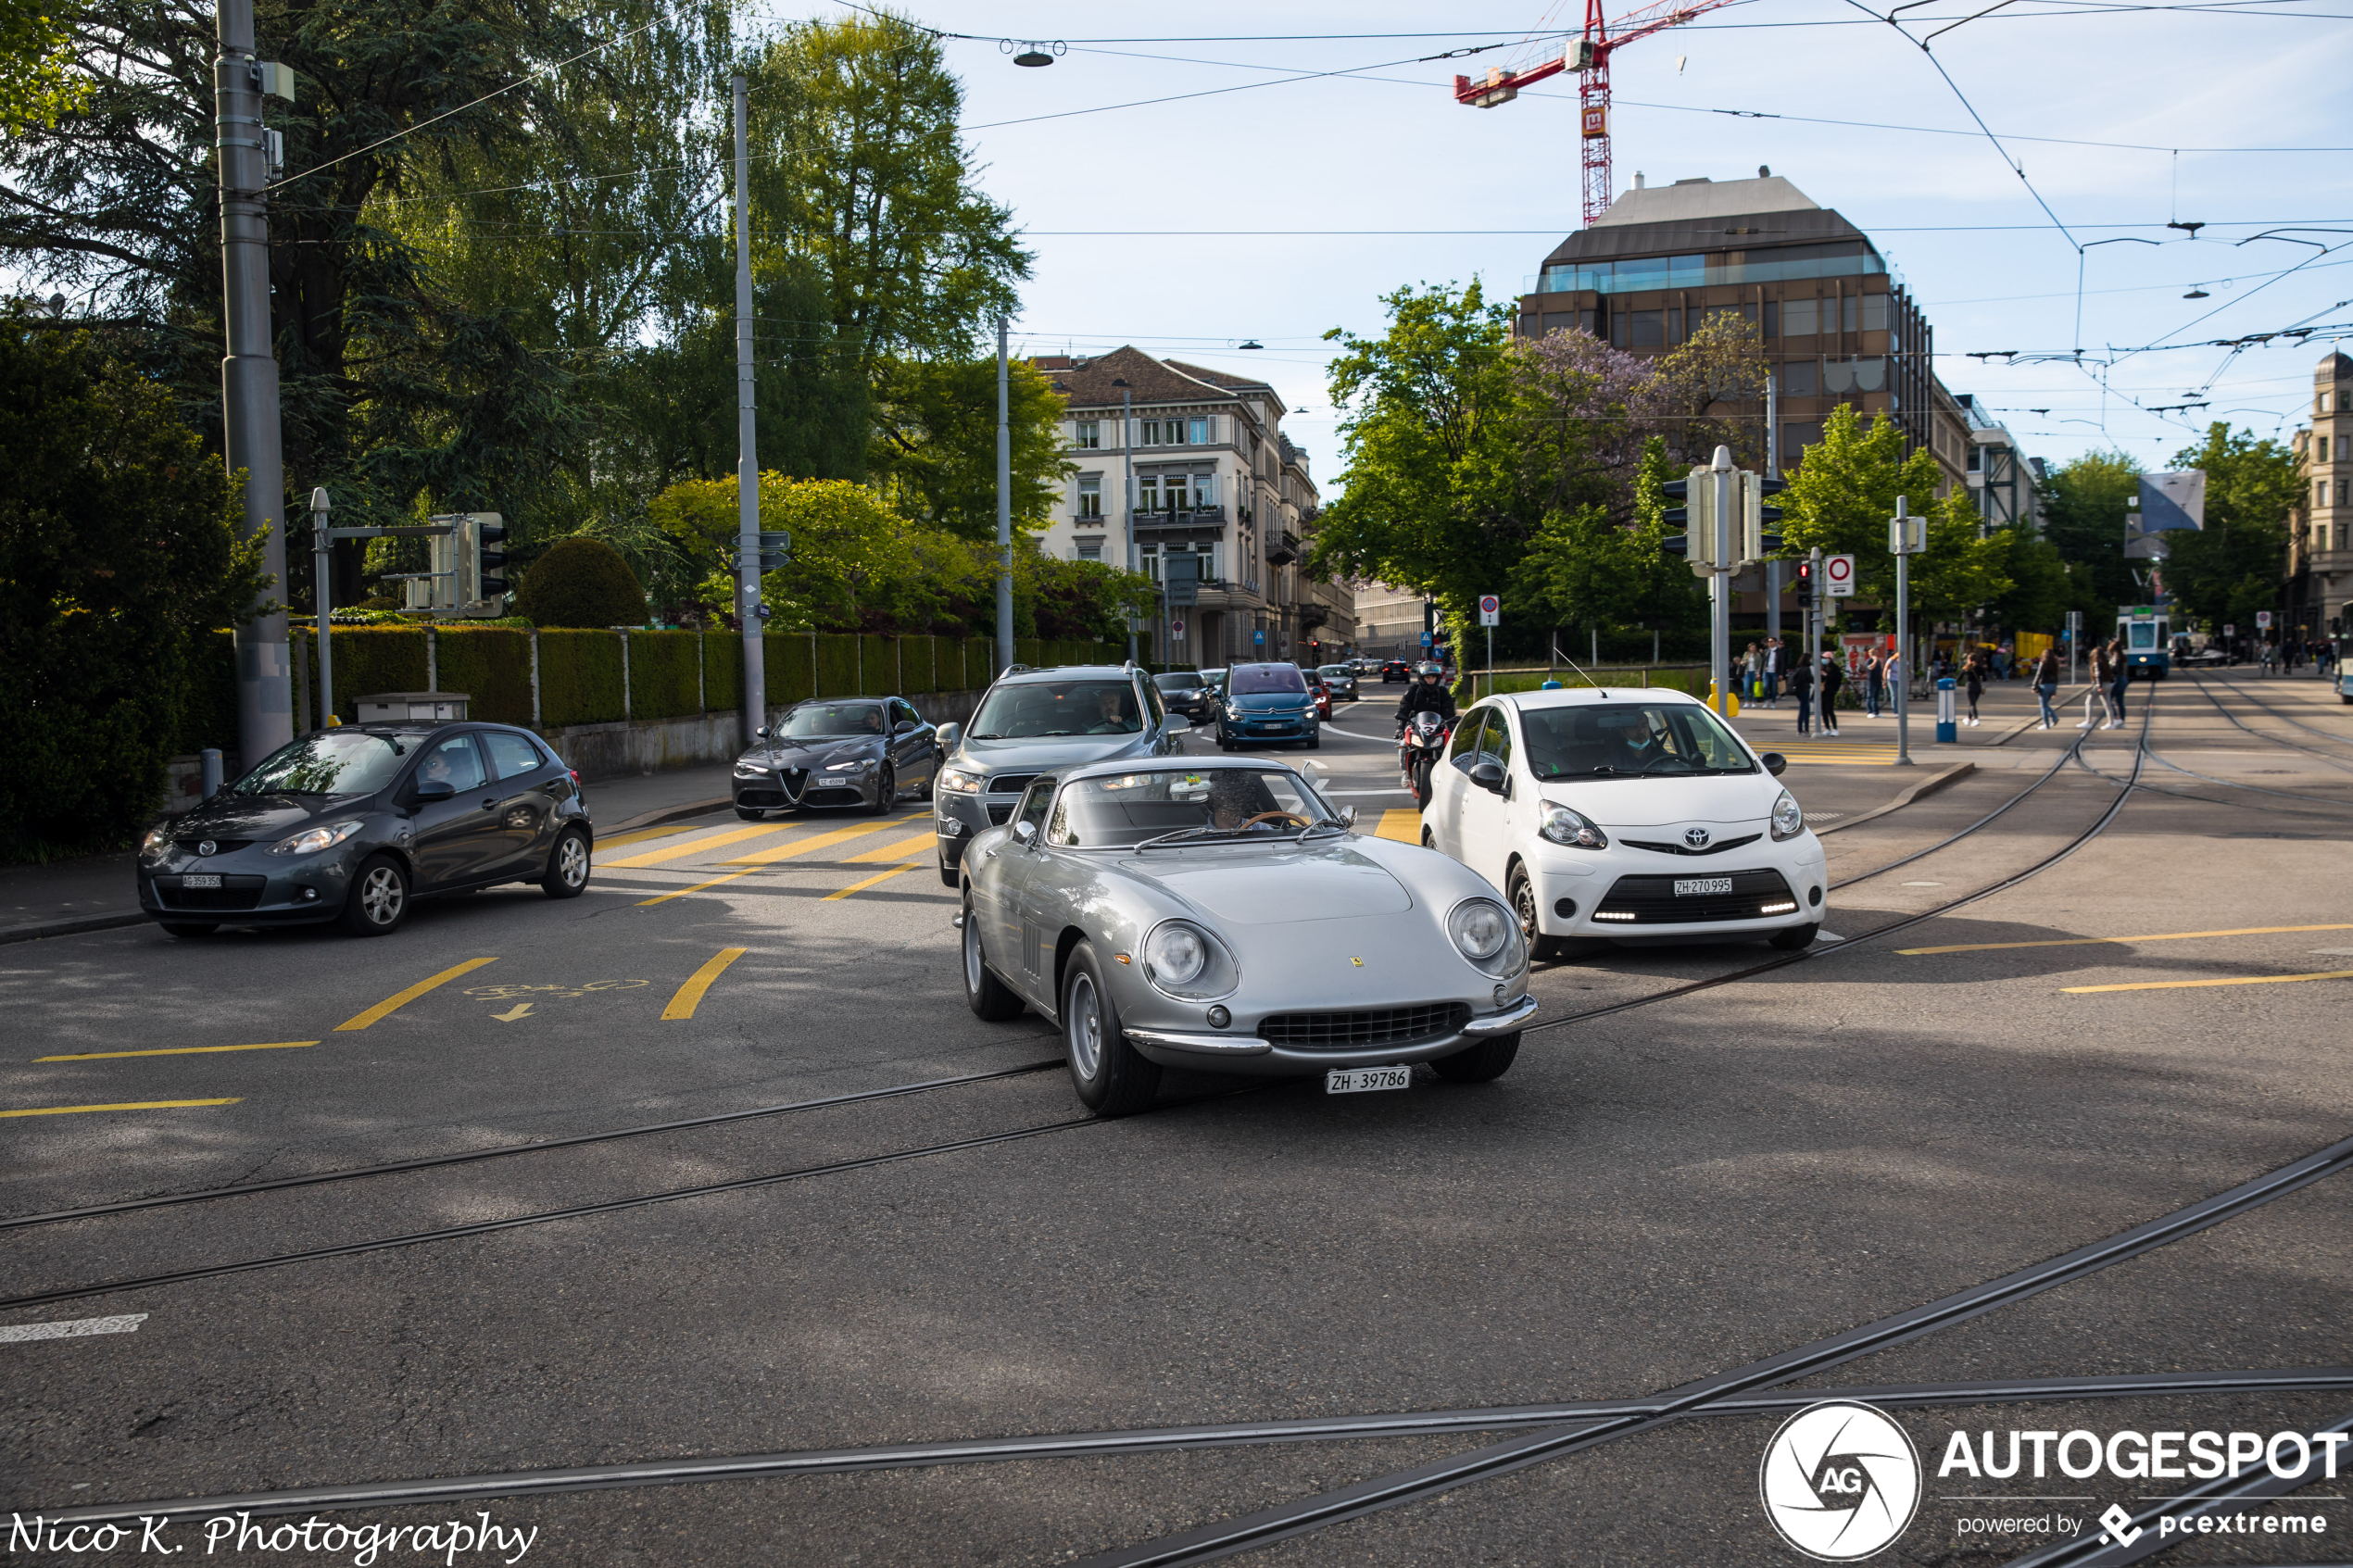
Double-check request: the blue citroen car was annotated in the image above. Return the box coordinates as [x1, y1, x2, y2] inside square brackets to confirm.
[1214, 662, 1320, 751]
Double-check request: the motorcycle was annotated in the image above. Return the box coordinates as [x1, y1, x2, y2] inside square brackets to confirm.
[1398, 709, 1451, 809]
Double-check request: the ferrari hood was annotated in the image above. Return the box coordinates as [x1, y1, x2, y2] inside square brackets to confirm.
[1114, 843, 1413, 924]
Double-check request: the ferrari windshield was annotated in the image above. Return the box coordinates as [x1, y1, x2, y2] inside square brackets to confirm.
[233, 732, 413, 797]
[1045, 768, 1338, 848]
[970, 680, 1141, 738]
[774, 702, 886, 739]
[1518, 702, 1756, 779]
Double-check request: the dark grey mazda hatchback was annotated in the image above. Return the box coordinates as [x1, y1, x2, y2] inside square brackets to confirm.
[137, 723, 595, 937]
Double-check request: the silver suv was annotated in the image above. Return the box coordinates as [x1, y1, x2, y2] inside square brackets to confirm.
[933, 665, 1192, 885]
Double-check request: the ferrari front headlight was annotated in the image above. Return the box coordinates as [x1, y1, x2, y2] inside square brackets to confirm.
[1141, 919, 1238, 1000]
[1448, 897, 1526, 978]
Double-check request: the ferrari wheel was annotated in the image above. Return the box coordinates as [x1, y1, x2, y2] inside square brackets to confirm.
[1061, 942, 1161, 1117]
[1432, 1034, 1518, 1084]
[962, 893, 1025, 1022]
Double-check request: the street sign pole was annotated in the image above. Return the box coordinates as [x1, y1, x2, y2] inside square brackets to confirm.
[1892, 495, 1914, 767]
[1710, 445, 1734, 721]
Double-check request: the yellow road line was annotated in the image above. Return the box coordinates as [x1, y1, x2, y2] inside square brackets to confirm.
[601, 822, 790, 869]
[1374, 808, 1422, 844]
[594, 823, 704, 851]
[37, 1041, 319, 1061]
[2064, 968, 2353, 995]
[717, 815, 925, 867]
[841, 830, 939, 864]
[661, 947, 749, 1020]
[1904, 922, 2353, 957]
[824, 862, 922, 900]
[2, 1098, 242, 1119]
[333, 957, 497, 1032]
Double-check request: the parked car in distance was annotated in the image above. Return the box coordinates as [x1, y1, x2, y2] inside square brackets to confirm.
[1316, 663, 1360, 701]
[1422, 687, 1826, 960]
[1152, 670, 1220, 724]
[1380, 659, 1413, 684]
[138, 723, 594, 938]
[1214, 662, 1321, 750]
[732, 696, 937, 819]
[934, 664, 1191, 885]
[955, 757, 1535, 1114]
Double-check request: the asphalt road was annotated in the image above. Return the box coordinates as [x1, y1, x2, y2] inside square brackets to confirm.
[6, 672, 2351, 1567]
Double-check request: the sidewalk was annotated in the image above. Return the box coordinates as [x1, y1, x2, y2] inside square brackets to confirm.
[0, 764, 746, 949]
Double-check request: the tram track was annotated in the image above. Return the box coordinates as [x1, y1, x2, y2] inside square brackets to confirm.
[2185, 671, 2353, 774]
[0, 703, 2160, 1313]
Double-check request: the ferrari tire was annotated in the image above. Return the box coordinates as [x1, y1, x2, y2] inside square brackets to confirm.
[1061, 942, 1161, 1117]
[1432, 1033, 1519, 1084]
[962, 893, 1025, 1022]
[1507, 865, 1564, 961]
[1769, 922, 1819, 951]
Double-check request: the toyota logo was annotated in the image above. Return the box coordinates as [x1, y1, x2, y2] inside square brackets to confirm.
[1683, 827, 1711, 849]
[196, 839, 218, 857]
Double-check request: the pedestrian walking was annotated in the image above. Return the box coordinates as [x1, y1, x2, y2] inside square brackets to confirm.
[2085, 641, 2118, 728]
[1863, 650, 1884, 717]
[2032, 646, 2060, 728]
[2107, 638, 2131, 725]
[1789, 656, 1817, 736]
[1818, 653, 1845, 736]
[1762, 637, 1781, 708]
[1964, 650, 1986, 726]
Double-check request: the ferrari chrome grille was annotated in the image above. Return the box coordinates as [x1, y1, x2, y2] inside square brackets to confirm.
[1259, 1003, 1472, 1051]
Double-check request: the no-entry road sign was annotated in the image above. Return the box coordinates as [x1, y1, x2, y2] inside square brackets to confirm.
[1824, 554, 1856, 597]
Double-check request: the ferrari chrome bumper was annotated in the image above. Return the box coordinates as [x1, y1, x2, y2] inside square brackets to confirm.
[1124, 995, 1537, 1073]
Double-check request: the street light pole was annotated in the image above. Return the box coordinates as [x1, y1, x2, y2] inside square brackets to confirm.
[732, 72, 765, 743]
[217, 0, 291, 765]
[996, 316, 1014, 674]
[1893, 495, 1914, 767]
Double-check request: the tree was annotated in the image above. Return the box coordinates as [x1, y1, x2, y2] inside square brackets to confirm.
[516, 537, 647, 628]
[2158, 421, 2302, 632]
[872, 355, 1071, 545]
[1655, 311, 1769, 470]
[1, 0, 87, 132]
[0, 318, 268, 858]
[2033, 449, 2140, 611]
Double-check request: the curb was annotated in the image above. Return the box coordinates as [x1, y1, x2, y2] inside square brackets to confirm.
[0, 910, 150, 947]
[605, 796, 735, 835]
[1815, 761, 1975, 836]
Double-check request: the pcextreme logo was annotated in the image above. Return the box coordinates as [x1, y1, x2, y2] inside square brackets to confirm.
[1759, 1400, 1924, 1562]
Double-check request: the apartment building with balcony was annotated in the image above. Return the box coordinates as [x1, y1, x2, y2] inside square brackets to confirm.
[1032, 346, 1334, 665]
[1514, 170, 1969, 493]
[2287, 351, 2352, 635]
[1954, 393, 2044, 532]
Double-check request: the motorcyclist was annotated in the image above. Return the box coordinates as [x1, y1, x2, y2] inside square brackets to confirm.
[1394, 661, 1457, 788]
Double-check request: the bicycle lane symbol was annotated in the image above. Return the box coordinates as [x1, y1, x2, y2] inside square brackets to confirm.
[462, 980, 649, 1022]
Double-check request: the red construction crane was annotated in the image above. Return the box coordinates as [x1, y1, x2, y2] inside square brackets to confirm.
[1453, 0, 1739, 228]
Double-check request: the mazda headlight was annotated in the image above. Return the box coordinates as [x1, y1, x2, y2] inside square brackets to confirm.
[269, 821, 364, 856]
[1141, 919, 1238, 1000]
[1769, 789, 1805, 841]
[1447, 897, 1525, 978]
[1540, 802, 1607, 850]
[142, 824, 173, 857]
[938, 768, 983, 794]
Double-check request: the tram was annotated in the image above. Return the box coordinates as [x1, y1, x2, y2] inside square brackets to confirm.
[2118, 606, 2171, 680]
[2337, 625, 2353, 705]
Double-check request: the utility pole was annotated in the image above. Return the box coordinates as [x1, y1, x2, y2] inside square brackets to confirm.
[217, 0, 291, 764]
[1891, 495, 1917, 767]
[1709, 445, 1734, 721]
[732, 72, 764, 742]
[995, 316, 1014, 674]
[1765, 369, 1781, 653]
[1114, 378, 1136, 663]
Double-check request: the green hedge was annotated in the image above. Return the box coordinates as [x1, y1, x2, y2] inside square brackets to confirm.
[538, 629, 624, 727]
[327, 627, 431, 722]
[434, 628, 535, 725]
[701, 631, 742, 712]
[628, 631, 702, 721]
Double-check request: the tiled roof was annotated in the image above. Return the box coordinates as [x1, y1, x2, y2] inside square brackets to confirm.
[1033, 345, 1281, 412]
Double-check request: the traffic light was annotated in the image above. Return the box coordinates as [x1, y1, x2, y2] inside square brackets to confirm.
[1659, 468, 1717, 572]
[757, 530, 791, 571]
[1739, 473, 1786, 562]
[1793, 558, 1816, 610]
[475, 515, 510, 601]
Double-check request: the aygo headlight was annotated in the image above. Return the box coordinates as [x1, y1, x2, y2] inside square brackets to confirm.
[1770, 789, 1806, 841]
[1540, 802, 1607, 850]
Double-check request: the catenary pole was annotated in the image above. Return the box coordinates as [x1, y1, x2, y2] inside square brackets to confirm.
[996, 316, 1014, 673]
[217, 0, 291, 765]
[1894, 495, 1913, 766]
[309, 489, 332, 729]
[1765, 370, 1781, 651]
[1710, 445, 1733, 721]
[733, 73, 764, 742]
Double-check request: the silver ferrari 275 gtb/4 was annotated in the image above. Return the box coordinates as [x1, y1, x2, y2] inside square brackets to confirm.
[953, 757, 1537, 1115]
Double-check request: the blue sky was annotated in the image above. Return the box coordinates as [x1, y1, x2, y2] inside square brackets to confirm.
[906, 0, 2353, 486]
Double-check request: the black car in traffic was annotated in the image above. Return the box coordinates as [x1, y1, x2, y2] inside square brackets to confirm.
[1151, 670, 1219, 723]
[138, 723, 594, 938]
[732, 696, 938, 818]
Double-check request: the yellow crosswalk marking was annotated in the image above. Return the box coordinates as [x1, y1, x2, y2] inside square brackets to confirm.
[594, 823, 703, 851]
[1903, 922, 2353, 957]
[841, 830, 939, 864]
[602, 822, 790, 868]
[1374, 808, 1422, 843]
[719, 815, 925, 866]
[824, 862, 923, 900]
[2064, 969, 2353, 995]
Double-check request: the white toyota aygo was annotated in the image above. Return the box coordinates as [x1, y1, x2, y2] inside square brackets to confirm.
[1421, 687, 1828, 958]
